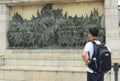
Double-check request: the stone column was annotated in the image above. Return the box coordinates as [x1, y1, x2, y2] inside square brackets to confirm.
[0, 4, 9, 54]
[105, 0, 120, 55]
[105, 0, 120, 81]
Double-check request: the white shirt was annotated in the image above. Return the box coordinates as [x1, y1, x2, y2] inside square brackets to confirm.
[83, 40, 101, 73]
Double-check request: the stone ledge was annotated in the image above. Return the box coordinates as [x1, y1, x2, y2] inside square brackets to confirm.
[5, 50, 81, 54]
[0, 66, 86, 72]
[0, 66, 111, 74]
[0, 0, 104, 6]
[4, 54, 82, 60]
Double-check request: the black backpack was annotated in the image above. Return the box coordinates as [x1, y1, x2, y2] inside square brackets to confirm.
[88, 41, 112, 73]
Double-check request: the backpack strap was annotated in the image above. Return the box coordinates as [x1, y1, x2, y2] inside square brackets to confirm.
[87, 40, 97, 73]
[89, 40, 99, 73]
[88, 40, 97, 60]
[89, 40, 104, 59]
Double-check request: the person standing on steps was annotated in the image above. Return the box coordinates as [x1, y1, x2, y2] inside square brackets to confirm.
[81, 27, 112, 81]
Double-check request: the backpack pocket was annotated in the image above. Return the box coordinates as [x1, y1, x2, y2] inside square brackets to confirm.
[88, 60, 97, 72]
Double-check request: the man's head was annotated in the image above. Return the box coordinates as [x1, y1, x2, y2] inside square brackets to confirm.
[88, 27, 99, 40]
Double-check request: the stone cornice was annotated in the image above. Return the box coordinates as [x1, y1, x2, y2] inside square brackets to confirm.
[0, 0, 104, 6]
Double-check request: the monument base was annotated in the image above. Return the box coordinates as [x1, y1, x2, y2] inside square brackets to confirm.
[0, 54, 111, 81]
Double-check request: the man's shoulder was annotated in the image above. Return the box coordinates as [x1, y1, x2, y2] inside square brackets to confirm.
[86, 41, 94, 44]
[89, 40, 101, 45]
[85, 41, 93, 47]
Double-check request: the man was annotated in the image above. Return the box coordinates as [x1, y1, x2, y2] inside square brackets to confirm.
[82, 27, 106, 81]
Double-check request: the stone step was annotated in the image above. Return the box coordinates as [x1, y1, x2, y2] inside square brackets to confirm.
[3, 54, 85, 67]
[0, 66, 87, 81]
[0, 66, 111, 81]
[1, 54, 120, 67]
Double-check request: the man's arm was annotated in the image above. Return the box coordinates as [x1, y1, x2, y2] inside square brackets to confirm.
[82, 50, 90, 65]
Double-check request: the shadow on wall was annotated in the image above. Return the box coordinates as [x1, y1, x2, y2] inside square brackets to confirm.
[7, 4, 105, 49]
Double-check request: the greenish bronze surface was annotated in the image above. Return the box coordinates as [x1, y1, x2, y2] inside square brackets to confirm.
[7, 4, 105, 49]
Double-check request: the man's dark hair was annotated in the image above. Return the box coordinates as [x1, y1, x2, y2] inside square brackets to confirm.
[88, 27, 99, 37]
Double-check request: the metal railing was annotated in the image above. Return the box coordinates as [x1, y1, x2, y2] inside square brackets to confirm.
[113, 63, 120, 81]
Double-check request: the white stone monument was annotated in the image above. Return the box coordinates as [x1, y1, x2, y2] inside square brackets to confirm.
[0, 0, 119, 81]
